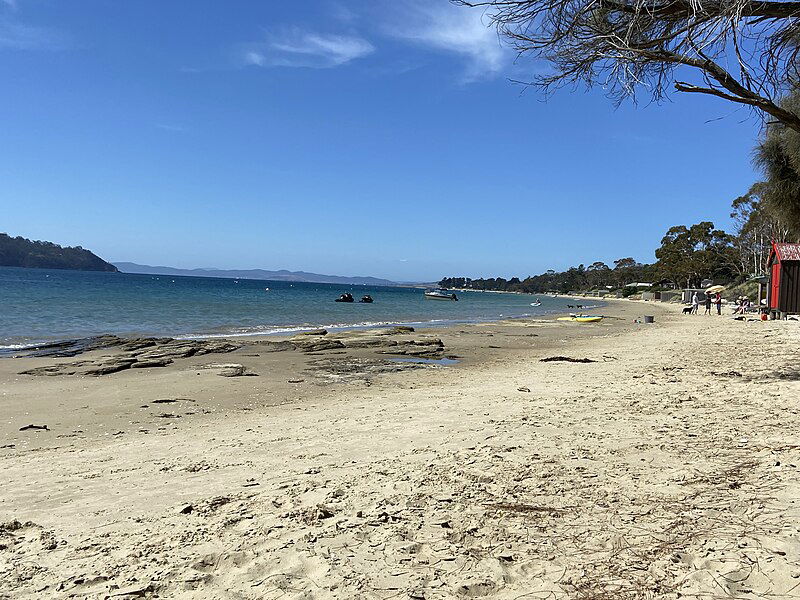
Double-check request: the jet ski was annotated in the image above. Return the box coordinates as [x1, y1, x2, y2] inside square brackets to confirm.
[359, 295, 373, 303]
[335, 293, 354, 303]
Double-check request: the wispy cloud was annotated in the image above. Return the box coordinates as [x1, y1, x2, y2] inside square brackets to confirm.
[240, 29, 374, 69]
[382, 2, 507, 82]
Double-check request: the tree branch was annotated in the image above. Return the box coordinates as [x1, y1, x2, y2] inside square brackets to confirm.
[453, 0, 800, 129]
[460, 0, 800, 18]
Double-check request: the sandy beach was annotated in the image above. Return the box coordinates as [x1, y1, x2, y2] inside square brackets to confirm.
[2, 301, 800, 599]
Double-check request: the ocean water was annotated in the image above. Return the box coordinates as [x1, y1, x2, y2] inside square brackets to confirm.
[0, 267, 597, 348]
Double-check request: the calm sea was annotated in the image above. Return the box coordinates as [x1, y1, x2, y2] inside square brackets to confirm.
[0, 267, 596, 348]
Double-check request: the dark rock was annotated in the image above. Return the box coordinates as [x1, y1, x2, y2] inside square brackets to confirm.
[218, 365, 247, 377]
[85, 358, 137, 376]
[201, 363, 255, 377]
[118, 338, 160, 352]
[14, 335, 240, 363]
[294, 329, 328, 336]
[293, 339, 346, 353]
[306, 356, 423, 384]
[130, 358, 172, 368]
[136, 342, 198, 360]
[340, 337, 398, 349]
[378, 339, 444, 357]
[18, 337, 243, 378]
[16, 335, 124, 358]
[18, 366, 75, 376]
[386, 326, 415, 334]
[195, 341, 240, 355]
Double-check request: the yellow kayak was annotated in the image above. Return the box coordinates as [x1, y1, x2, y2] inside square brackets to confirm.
[557, 316, 603, 323]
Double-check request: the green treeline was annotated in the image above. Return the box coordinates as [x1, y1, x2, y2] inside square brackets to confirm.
[441, 193, 796, 294]
[440, 258, 655, 295]
[0, 233, 118, 272]
[443, 85, 800, 296]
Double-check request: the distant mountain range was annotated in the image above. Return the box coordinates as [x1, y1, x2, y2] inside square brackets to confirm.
[114, 262, 399, 286]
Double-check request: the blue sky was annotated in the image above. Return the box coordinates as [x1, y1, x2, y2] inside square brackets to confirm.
[2, 0, 764, 281]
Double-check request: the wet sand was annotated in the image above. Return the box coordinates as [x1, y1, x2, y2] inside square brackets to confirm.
[2, 300, 800, 599]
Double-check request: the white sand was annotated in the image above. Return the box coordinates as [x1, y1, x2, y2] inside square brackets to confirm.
[2, 303, 800, 599]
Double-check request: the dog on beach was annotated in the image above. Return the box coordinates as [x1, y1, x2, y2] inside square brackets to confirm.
[682, 306, 693, 314]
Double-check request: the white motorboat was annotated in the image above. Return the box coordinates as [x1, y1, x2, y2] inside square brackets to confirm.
[424, 288, 458, 301]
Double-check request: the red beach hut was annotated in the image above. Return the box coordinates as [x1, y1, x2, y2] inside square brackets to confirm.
[768, 242, 800, 317]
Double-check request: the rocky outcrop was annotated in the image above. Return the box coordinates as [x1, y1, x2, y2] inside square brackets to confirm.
[84, 358, 138, 376]
[291, 339, 346, 353]
[201, 363, 257, 377]
[376, 338, 445, 357]
[15, 326, 447, 379]
[339, 337, 399, 349]
[305, 357, 425, 384]
[18, 337, 241, 377]
[13, 336, 239, 360]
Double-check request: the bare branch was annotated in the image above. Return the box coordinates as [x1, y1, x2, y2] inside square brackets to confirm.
[453, 0, 800, 129]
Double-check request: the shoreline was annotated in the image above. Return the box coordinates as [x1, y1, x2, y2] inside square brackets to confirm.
[7, 300, 797, 598]
[0, 296, 604, 352]
[0, 299, 641, 451]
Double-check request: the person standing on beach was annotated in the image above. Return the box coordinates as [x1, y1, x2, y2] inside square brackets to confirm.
[715, 293, 722, 315]
[704, 293, 712, 315]
[691, 292, 699, 314]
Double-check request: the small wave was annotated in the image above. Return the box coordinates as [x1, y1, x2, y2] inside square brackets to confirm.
[0, 342, 40, 351]
[175, 318, 462, 340]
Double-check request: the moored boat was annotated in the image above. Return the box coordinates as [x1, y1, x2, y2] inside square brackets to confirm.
[424, 289, 458, 301]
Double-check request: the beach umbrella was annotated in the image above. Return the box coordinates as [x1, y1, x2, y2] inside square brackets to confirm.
[705, 284, 725, 294]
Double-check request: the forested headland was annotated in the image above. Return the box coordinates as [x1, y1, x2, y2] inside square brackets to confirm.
[0, 233, 118, 272]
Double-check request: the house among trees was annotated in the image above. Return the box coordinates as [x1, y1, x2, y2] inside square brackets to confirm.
[768, 242, 800, 318]
[625, 282, 653, 289]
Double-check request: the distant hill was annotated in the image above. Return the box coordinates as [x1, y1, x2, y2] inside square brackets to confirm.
[114, 262, 398, 286]
[0, 233, 118, 272]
